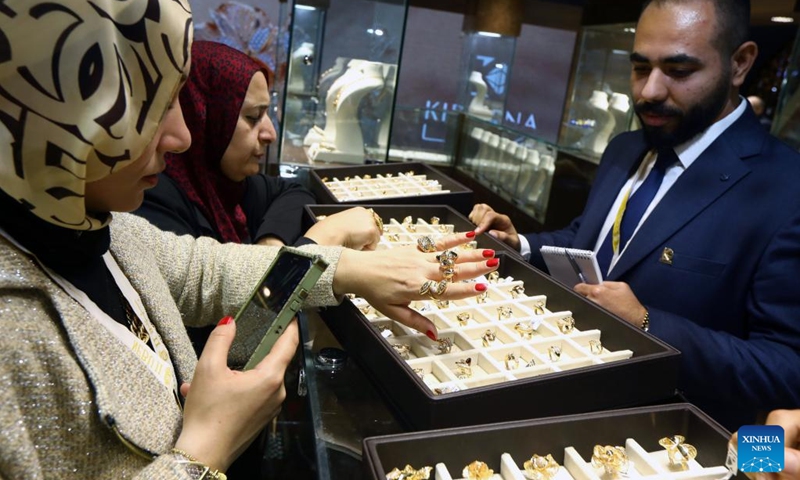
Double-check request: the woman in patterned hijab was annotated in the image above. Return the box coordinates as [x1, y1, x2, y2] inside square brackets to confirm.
[0, 0, 304, 478]
[0, 1, 499, 477]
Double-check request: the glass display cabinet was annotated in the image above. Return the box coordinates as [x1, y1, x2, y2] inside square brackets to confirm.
[278, 0, 408, 167]
[457, 114, 557, 223]
[457, 32, 516, 124]
[386, 106, 463, 165]
[773, 31, 800, 150]
[558, 23, 637, 164]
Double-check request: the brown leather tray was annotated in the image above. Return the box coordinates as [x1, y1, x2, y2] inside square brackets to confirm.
[307, 162, 474, 215]
[317, 250, 680, 431]
[362, 403, 744, 479]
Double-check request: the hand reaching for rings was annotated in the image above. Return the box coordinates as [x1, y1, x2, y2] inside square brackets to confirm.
[333, 231, 499, 338]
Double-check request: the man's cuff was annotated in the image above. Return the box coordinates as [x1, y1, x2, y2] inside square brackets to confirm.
[518, 235, 531, 261]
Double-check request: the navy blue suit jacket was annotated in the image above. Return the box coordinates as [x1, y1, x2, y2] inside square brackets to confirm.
[524, 107, 800, 429]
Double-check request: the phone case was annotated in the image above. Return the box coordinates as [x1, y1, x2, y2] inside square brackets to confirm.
[241, 247, 329, 370]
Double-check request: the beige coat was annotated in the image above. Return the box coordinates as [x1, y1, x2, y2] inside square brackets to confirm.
[0, 213, 342, 479]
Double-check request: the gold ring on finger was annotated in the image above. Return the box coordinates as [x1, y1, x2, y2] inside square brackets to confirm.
[419, 280, 435, 296]
[442, 267, 456, 281]
[417, 235, 436, 253]
[429, 280, 448, 299]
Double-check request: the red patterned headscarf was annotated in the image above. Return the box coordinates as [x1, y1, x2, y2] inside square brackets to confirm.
[165, 40, 270, 243]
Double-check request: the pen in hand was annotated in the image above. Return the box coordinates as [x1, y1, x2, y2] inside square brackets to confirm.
[565, 249, 588, 284]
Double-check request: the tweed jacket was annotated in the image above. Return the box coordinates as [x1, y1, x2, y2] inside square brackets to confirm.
[0, 213, 342, 479]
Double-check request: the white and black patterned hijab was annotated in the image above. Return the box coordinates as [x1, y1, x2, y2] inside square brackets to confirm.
[0, 0, 192, 230]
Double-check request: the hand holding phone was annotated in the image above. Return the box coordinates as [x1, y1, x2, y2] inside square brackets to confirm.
[236, 247, 328, 370]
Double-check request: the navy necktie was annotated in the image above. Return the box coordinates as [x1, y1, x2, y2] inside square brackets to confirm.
[596, 148, 677, 276]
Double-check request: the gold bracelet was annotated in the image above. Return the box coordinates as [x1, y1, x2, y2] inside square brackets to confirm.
[171, 448, 227, 480]
[641, 309, 650, 332]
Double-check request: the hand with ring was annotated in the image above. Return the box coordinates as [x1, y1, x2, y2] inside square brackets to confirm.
[304, 206, 381, 251]
[334, 232, 499, 340]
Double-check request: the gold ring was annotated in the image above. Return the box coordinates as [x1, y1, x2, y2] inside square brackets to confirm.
[367, 208, 384, 234]
[436, 250, 458, 262]
[589, 339, 603, 355]
[439, 257, 456, 269]
[456, 312, 472, 326]
[548, 345, 562, 362]
[487, 271, 500, 283]
[386, 464, 433, 480]
[406, 223, 417, 233]
[430, 216, 440, 225]
[510, 284, 525, 299]
[591, 445, 629, 476]
[429, 280, 449, 299]
[523, 453, 560, 480]
[659, 435, 697, 469]
[557, 316, 575, 334]
[419, 280, 435, 296]
[434, 299, 450, 309]
[442, 267, 456, 281]
[481, 329, 496, 347]
[391, 343, 411, 360]
[412, 368, 425, 379]
[402, 215, 413, 226]
[432, 385, 459, 395]
[532, 301, 545, 315]
[476, 291, 489, 304]
[462, 460, 493, 480]
[497, 305, 513, 320]
[437, 224, 450, 233]
[417, 236, 436, 253]
[436, 337, 453, 354]
[514, 322, 534, 339]
[455, 357, 472, 379]
[387, 233, 400, 242]
[504, 352, 519, 370]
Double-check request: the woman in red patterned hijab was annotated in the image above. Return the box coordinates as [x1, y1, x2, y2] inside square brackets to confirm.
[143, 40, 315, 244]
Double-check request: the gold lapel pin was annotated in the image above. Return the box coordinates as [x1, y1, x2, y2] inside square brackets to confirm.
[660, 247, 674, 265]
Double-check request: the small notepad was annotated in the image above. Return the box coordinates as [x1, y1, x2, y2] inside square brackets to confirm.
[540, 246, 603, 286]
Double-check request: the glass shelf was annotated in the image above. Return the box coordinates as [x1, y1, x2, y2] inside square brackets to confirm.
[457, 114, 557, 223]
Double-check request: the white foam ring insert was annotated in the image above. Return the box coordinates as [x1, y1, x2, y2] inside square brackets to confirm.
[356, 217, 634, 395]
[385, 439, 731, 479]
[321, 171, 449, 201]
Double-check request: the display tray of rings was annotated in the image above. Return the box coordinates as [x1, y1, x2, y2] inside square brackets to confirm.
[308, 162, 473, 214]
[303, 204, 519, 257]
[313, 212, 679, 430]
[363, 403, 745, 480]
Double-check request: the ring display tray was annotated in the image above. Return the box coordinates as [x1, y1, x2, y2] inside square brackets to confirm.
[317, 246, 680, 431]
[364, 404, 745, 480]
[308, 162, 473, 214]
[303, 204, 520, 257]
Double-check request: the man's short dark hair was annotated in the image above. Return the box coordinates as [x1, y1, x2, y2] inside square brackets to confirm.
[640, 0, 750, 56]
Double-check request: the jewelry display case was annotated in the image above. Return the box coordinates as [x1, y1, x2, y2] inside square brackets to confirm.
[558, 23, 637, 164]
[456, 114, 558, 224]
[772, 31, 800, 149]
[363, 403, 744, 480]
[278, 0, 408, 166]
[307, 162, 474, 214]
[386, 106, 462, 165]
[306, 227, 678, 430]
[457, 32, 516, 124]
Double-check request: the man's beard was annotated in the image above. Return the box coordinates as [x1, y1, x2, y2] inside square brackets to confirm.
[634, 73, 731, 149]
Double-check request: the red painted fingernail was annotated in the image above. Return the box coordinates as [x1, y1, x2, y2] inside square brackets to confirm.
[466, 231, 476, 238]
[482, 249, 495, 258]
[486, 258, 499, 268]
[426, 329, 438, 341]
[218, 316, 234, 326]
[475, 283, 488, 292]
